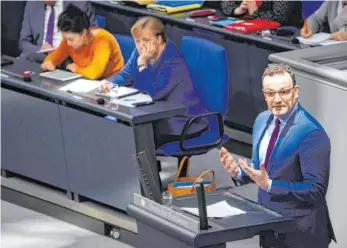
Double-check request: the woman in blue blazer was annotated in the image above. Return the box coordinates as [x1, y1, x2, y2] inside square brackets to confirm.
[101, 16, 207, 147]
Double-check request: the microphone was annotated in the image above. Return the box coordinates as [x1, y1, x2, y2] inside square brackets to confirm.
[96, 98, 105, 105]
[1, 69, 32, 82]
[195, 178, 209, 230]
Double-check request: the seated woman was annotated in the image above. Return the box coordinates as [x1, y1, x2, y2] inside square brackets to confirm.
[41, 4, 124, 80]
[301, 0, 347, 41]
[220, 0, 303, 28]
[101, 16, 207, 148]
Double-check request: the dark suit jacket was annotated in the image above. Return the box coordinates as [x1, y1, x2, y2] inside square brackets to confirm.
[220, 0, 303, 28]
[19, 1, 97, 57]
[240, 105, 336, 247]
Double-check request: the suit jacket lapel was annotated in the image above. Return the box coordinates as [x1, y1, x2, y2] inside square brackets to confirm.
[37, 2, 46, 46]
[267, 106, 301, 173]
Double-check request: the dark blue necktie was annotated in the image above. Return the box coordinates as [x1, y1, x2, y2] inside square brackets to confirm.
[45, 6, 55, 45]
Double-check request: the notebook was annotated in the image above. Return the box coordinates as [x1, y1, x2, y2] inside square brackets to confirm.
[224, 19, 280, 34]
[40, 69, 82, 81]
[210, 18, 239, 27]
[59, 79, 100, 93]
[147, 0, 204, 14]
[297, 33, 347, 46]
[96, 86, 139, 99]
[110, 93, 153, 107]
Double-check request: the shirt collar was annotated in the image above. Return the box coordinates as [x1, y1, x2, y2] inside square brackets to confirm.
[275, 103, 299, 126]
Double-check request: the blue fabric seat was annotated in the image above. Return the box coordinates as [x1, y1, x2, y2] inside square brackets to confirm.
[302, 1, 323, 19]
[156, 36, 229, 157]
[96, 15, 106, 28]
[113, 34, 136, 64]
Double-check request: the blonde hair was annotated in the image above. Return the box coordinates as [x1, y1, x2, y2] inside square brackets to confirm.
[131, 16, 166, 42]
[262, 63, 296, 85]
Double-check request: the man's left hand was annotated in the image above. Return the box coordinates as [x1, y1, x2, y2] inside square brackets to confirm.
[66, 63, 78, 73]
[239, 159, 271, 190]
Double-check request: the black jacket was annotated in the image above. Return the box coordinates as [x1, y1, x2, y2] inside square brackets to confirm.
[220, 0, 303, 28]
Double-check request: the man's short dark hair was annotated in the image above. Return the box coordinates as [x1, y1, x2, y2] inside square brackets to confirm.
[262, 63, 296, 86]
[58, 4, 90, 33]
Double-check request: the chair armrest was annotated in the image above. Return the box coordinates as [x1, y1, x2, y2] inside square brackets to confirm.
[179, 112, 224, 152]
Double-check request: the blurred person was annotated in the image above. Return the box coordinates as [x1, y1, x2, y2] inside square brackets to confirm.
[41, 4, 123, 80]
[19, 0, 98, 63]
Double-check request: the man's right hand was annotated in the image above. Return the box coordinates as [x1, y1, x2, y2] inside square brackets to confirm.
[234, 1, 248, 15]
[100, 79, 113, 93]
[40, 61, 56, 71]
[300, 27, 312, 38]
[40, 43, 53, 51]
[219, 147, 240, 178]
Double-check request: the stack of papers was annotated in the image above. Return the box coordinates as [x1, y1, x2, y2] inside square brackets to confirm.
[181, 200, 246, 218]
[110, 93, 153, 107]
[59, 79, 100, 93]
[297, 33, 347, 46]
[96, 86, 139, 99]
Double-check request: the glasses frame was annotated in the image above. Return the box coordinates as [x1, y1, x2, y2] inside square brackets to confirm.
[263, 86, 295, 100]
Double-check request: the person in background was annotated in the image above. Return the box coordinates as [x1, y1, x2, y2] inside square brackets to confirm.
[301, 0, 347, 41]
[41, 4, 124, 80]
[220, 64, 336, 248]
[19, 0, 98, 63]
[220, 0, 303, 28]
[100, 16, 207, 148]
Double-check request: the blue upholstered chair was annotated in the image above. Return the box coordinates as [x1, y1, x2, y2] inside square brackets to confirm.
[302, 1, 323, 19]
[113, 34, 136, 64]
[156, 36, 229, 162]
[96, 15, 106, 29]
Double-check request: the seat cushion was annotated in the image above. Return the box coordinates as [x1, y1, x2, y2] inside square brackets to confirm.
[154, 117, 209, 149]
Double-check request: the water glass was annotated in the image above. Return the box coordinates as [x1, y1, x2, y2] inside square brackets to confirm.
[162, 191, 173, 207]
[109, 84, 119, 99]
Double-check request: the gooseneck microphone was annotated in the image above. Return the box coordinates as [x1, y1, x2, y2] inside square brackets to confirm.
[196, 178, 209, 230]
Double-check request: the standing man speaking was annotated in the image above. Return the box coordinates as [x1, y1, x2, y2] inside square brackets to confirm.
[220, 64, 336, 248]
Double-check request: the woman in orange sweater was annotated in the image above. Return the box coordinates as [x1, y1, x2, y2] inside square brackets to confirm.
[41, 4, 124, 80]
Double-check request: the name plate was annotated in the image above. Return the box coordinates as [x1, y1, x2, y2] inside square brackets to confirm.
[133, 193, 199, 233]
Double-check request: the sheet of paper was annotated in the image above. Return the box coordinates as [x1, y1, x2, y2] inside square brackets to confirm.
[181, 200, 246, 218]
[110, 93, 153, 107]
[96, 86, 139, 99]
[296, 32, 330, 46]
[36, 47, 56, 53]
[59, 79, 100, 93]
[320, 39, 347, 46]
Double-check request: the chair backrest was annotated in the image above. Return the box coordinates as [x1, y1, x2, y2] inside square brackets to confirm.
[113, 34, 136, 64]
[302, 0, 323, 19]
[181, 36, 229, 115]
[96, 15, 106, 28]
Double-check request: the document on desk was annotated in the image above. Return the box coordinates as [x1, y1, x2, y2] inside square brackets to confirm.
[59, 79, 100, 93]
[110, 93, 153, 107]
[181, 200, 246, 218]
[297, 33, 347, 46]
[36, 47, 56, 53]
[95, 86, 139, 99]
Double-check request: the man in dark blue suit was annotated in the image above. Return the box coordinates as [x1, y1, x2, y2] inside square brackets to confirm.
[19, 0, 98, 63]
[220, 63, 336, 248]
